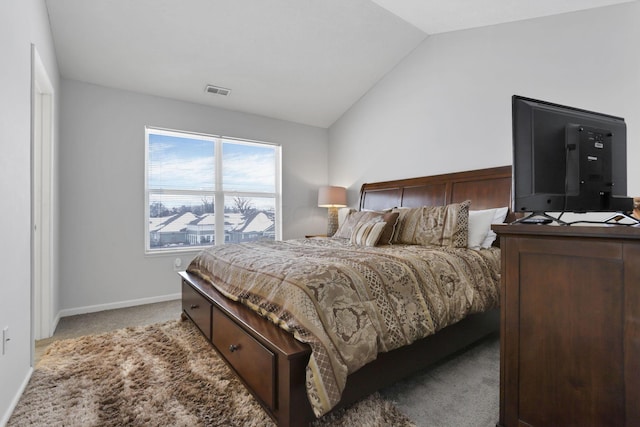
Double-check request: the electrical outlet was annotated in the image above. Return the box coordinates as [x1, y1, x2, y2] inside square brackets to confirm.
[2, 327, 8, 356]
[173, 257, 183, 271]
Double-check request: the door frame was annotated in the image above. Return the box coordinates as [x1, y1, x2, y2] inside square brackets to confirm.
[31, 45, 55, 344]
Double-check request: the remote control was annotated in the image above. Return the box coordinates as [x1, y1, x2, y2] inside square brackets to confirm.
[520, 217, 553, 225]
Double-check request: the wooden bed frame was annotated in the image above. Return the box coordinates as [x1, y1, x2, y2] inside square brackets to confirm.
[180, 165, 513, 427]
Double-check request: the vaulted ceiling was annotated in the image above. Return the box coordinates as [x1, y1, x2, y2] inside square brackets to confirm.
[45, 0, 634, 127]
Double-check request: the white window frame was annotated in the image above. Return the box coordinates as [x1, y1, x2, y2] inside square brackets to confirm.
[144, 126, 282, 254]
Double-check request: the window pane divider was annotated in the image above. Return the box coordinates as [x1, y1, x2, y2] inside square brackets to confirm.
[148, 189, 216, 196]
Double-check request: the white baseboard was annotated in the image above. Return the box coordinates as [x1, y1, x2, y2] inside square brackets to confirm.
[57, 293, 181, 318]
[0, 367, 33, 427]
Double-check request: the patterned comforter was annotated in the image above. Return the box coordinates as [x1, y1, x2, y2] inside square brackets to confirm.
[186, 237, 501, 417]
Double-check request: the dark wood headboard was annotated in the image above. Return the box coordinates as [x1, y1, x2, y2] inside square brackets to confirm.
[359, 165, 515, 222]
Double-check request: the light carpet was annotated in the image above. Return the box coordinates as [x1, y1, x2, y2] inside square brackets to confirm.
[8, 319, 414, 427]
[381, 335, 499, 427]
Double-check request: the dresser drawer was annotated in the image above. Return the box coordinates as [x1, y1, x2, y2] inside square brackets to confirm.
[182, 280, 212, 340]
[212, 307, 276, 410]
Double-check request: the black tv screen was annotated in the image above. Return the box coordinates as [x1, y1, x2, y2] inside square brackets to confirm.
[512, 95, 632, 215]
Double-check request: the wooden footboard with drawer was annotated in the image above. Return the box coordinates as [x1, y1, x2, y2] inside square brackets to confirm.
[181, 272, 314, 426]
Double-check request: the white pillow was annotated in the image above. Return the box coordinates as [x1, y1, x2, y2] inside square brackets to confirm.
[481, 207, 509, 248]
[468, 209, 496, 250]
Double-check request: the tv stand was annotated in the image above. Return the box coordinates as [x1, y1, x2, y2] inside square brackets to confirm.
[513, 211, 640, 226]
[494, 224, 640, 426]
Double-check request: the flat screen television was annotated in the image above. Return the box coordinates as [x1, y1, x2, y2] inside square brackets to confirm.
[512, 95, 633, 222]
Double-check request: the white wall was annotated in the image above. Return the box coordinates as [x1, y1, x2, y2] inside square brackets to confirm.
[59, 79, 329, 313]
[329, 3, 640, 206]
[0, 0, 60, 424]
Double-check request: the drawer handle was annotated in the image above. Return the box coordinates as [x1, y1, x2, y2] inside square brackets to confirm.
[229, 344, 240, 353]
[190, 304, 199, 309]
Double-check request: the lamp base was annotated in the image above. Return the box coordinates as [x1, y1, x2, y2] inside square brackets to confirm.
[326, 207, 339, 237]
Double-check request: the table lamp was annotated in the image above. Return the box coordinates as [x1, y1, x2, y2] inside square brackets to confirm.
[318, 186, 347, 237]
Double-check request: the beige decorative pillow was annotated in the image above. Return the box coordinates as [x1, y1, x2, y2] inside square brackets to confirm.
[392, 201, 470, 247]
[333, 210, 399, 245]
[379, 212, 399, 245]
[338, 207, 356, 228]
[333, 211, 371, 239]
[350, 221, 386, 247]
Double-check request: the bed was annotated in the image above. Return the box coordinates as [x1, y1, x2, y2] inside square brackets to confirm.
[179, 165, 514, 426]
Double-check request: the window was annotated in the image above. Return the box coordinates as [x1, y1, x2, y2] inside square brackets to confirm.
[145, 127, 281, 253]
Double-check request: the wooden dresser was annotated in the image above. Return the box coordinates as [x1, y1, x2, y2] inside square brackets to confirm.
[493, 224, 640, 427]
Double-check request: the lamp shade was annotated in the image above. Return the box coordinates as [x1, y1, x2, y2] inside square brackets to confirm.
[318, 186, 347, 207]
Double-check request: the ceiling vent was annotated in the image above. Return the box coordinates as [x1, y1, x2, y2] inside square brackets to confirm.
[205, 84, 231, 97]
